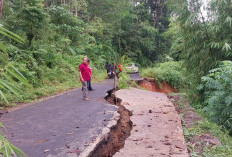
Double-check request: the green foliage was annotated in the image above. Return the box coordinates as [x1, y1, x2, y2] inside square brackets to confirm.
[118, 56, 131, 89]
[118, 71, 130, 89]
[201, 61, 232, 131]
[0, 133, 26, 157]
[166, 0, 232, 103]
[0, 0, 172, 100]
[0, 25, 27, 157]
[49, 5, 84, 41]
[0, 25, 30, 105]
[141, 61, 184, 89]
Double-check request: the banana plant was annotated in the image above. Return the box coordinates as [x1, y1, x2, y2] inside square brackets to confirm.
[0, 127, 26, 157]
[0, 25, 27, 156]
[0, 25, 30, 104]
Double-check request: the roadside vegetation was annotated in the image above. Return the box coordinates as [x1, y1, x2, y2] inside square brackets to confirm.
[140, 0, 232, 156]
[0, 0, 167, 106]
[141, 61, 184, 89]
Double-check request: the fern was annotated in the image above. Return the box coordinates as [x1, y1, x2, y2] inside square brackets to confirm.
[202, 61, 232, 131]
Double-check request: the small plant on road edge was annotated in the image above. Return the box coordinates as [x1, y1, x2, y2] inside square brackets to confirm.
[0, 123, 26, 157]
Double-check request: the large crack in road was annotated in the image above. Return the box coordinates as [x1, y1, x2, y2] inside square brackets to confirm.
[87, 89, 133, 157]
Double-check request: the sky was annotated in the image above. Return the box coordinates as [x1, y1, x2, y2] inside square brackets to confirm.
[201, 0, 211, 18]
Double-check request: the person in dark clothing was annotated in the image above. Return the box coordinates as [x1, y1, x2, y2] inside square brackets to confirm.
[87, 60, 94, 91]
[105, 62, 114, 79]
[105, 62, 110, 73]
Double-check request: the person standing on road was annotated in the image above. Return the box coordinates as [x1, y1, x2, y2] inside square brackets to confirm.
[105, 62, 113, 79]
[116, 63, 122, 79]
[79, 57, 90, 101]
[87, 60, 94, 91]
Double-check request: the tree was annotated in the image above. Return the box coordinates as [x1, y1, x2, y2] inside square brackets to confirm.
[166, 0, 232, 103]
[137, 0, 169, 29]
[19, 0, 48, 46]
[0, 0, 3, 19]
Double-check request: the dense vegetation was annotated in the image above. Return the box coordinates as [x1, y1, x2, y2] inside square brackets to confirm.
[141, 0, 232, 132]
[141, 0, 232, 154]
[141, 61, 184, 89]
[0, 0, 170, 106]
[164, 0, 232, 131]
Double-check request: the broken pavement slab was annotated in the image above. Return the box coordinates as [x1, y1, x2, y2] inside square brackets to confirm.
[115, 88, 189, 157]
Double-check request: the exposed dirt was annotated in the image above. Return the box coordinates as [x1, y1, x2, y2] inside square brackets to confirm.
[137, 78, 177, 94]
[168, 95, 221, 155]
[89, 89, 133, 157]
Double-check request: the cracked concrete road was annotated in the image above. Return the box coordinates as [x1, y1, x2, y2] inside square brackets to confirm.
[0, 79, 117, 157]
[115, 88, 189, 157]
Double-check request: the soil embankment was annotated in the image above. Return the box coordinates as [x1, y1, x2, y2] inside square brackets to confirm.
[137, 78, 177, 94]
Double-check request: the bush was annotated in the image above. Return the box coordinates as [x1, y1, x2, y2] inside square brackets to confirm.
[201, 61, 232, 131]
[118, 71, 130, 89]
[141, 61, 184, 89]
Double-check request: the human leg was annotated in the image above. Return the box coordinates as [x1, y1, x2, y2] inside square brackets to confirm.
[82, 81, 88, 99]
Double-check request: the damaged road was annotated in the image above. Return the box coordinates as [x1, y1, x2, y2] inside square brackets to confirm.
[0, 79, 118, 157]
[1, 73, 190, 157]
[115, 88, 189, 157]
[84, 89, 133, 157]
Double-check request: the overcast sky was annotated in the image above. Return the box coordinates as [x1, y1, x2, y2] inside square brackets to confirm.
[202, 0, 211, 18]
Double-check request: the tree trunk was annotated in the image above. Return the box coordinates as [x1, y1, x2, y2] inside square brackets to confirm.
[0, 0, 3, 19]
[152, 0, 164, 28]
[75, 6, 78, 16]
[153, 10, 158, 27]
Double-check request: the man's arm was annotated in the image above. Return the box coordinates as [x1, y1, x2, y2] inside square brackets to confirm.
[79, 71, 84, 82]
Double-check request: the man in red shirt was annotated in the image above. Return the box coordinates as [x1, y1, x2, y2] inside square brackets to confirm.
[79, 57, 90, 101]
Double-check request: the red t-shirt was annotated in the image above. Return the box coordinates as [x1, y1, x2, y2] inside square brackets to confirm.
[79, 63, 90, 81]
